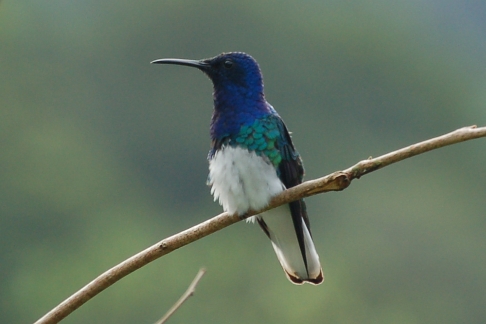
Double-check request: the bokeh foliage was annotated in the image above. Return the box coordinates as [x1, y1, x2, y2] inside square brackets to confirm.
[1, 1, 486, 323]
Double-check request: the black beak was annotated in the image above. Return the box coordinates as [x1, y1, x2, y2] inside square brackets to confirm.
[151, 58, 209, 71]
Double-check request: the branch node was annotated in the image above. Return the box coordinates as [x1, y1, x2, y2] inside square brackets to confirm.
[159, 241, 168, 250]
[333, 172, 351, 190]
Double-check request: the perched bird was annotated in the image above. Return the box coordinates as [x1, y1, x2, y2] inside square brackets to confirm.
[152, 52, 323, 285]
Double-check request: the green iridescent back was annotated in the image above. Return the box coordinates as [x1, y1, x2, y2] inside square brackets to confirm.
[231, 115, 285, 167]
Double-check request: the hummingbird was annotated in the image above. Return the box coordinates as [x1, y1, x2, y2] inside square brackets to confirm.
[152, 52, 323, 285]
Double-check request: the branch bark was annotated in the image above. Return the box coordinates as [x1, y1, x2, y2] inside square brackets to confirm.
[34, 125, 486, 324]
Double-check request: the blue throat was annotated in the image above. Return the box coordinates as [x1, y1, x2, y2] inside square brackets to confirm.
[210, 87, 271, 141]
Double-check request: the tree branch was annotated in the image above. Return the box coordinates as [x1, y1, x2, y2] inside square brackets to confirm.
[154, 268, 206, 324]
[34, 125, 486, 324]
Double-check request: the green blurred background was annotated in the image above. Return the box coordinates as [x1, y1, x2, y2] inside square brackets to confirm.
[1, 1, 486, 323]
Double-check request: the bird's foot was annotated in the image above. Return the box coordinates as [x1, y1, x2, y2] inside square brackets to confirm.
[237, 212, 248, 220]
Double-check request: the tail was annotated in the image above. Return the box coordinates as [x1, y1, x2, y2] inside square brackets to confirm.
[257, 201, 323, 285]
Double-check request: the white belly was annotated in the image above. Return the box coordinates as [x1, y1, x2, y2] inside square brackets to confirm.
[208, 146, 285, 216]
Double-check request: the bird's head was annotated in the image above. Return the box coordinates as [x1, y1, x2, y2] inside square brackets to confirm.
[152, 52, 265, 101]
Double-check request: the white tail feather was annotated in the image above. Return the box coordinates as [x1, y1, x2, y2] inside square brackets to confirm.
[259, 205, 323, 284]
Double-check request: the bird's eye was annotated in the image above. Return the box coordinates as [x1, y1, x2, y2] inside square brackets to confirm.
[223, 60, 233, 69]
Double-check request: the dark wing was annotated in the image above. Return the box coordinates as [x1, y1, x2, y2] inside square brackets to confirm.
[271, 115, 310, 224]
[270, 115, 313, 271]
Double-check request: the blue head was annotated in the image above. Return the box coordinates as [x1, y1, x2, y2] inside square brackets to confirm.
[152, 52, 264, 103]
[152, 52, 273, 139]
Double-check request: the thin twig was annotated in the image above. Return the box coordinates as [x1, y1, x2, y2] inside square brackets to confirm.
[154, 268, 206, 324]
[34, 125, 486, 324]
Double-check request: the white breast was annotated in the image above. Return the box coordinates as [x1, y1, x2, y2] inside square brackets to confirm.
[208, 146, 285, 217]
